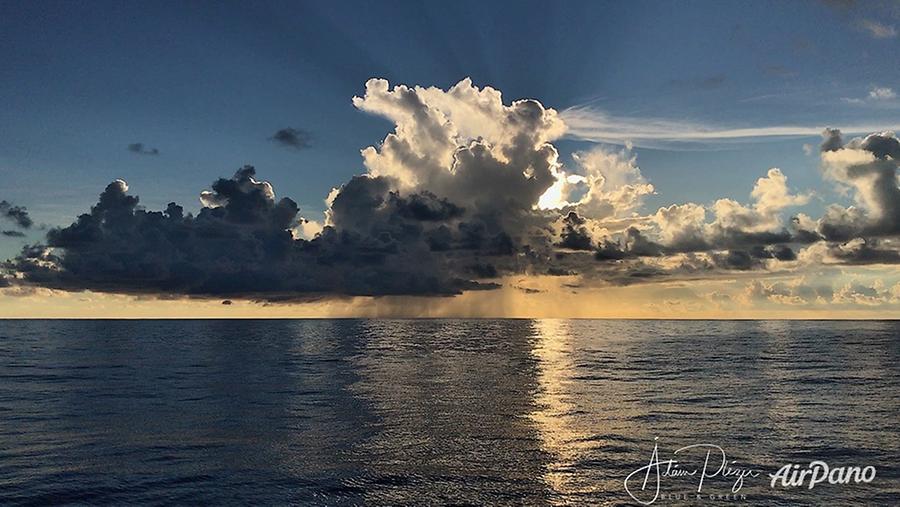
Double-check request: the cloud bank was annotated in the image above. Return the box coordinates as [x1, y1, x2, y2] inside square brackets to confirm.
[4, 79, 900, 307]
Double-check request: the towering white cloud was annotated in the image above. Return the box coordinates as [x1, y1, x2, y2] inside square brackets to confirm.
[563, 147, 654, 220]
[352, 77, 565, 206]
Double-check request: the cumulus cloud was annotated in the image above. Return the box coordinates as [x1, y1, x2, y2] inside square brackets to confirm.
[5, 77, 575, 298]
[799, 237, 900, 265]
[817, 130, 900, 239]
[743, 277, 832, 306]
[833, 280, 899, 306]
[869, 87, 897, 100]
[769, 128, 900, 271]
[4, 78, 900, 303]
[352, 77, 564, 211]
[557, 212, 594, 251]
[6, 166, 497, 297]
[742, 275, 900, 309]
[269, 127, 312, 150]
[127, 143, 159, 156]
[565, 147, 654, 219]
[843, 87, 898, 105]
[0, 201, 33, 229]
[706, 168, 810, 239]
[586, 167, 811, 265]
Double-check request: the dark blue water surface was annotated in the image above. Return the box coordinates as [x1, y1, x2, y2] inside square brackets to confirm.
[0, 320, 897, 505]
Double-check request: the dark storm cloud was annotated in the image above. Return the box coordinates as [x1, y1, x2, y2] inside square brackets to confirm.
[0, 201, 33, 229]
[826, 238, 900, 264]
[816, 130, 900, 240]
[801, 128, 900, 267]
[589, 222, 801, 267]
[10, 138, 887, 301]
[469, 263, 498, 278]
[593, 238, 627, 260]
[2, 152, 891, 300]
[758, 244, 797, 261]
[4, 168, 498, 299]
[557, 212, 594, 250]
[857, 131, 900, 159]
[390, 191, 464, 221]
[269, 127, 312, 150]
[710, 229, 796, 250]
[127, 143, 159, 156]
[590, 228, 661, 261]
[4, 74, 898, 302]
[2, 230, 26, 237]
[624, 242, 794, 273]
[711, 250, 763, 271]
[819, 128, 844, 152]
[328, 174, 515, 260]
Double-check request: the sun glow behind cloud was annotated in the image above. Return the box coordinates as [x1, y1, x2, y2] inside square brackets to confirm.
[3, 79, 900, 318]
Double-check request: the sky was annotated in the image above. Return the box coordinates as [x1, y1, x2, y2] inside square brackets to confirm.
[1, 0, 900, 318]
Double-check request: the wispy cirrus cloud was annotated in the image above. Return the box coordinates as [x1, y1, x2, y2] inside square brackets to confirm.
[858, 19, 897, 39]
[821, 1, 899, 39]
[559, 105, 900, 147]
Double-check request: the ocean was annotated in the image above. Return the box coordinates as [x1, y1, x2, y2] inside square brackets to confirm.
[0, 319, 897, 505]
